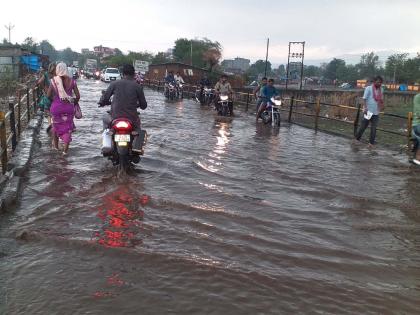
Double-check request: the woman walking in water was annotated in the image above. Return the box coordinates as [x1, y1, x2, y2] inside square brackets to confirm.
[47, 62, 80, 155]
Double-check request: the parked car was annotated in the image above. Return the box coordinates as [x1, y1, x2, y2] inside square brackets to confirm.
[339, 82, 352, 89]
[102, 68, 121, 82]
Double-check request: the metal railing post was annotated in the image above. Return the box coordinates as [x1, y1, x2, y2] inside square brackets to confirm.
[314, 97, 321, 133]
[288, 96, 294, 123]
[17, 90, 21, 137]
[246, 92, 250, 112]
[0, 111, 7, 174]
[354, 101, 361, 137]
[26, 88, 30, 122]
[32, 88, 37, 114]
[8, 102, 17, 151]
[407, 111, 413, 149]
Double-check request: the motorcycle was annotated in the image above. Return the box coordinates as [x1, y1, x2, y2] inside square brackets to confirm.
[195, 86, 214, 105]
[99, 93, 147, 174]
[216, 94, 232, 117]
[176, 82, 184, 99]
[260, 97, 282, 127]
[165, 82, 177, 101]
[102, 117, 147, 174]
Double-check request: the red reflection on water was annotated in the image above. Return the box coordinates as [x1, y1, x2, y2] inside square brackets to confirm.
[93, 187, 149, 248]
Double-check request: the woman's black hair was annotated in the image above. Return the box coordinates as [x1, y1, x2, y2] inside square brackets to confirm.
[122, 64, 135, 76]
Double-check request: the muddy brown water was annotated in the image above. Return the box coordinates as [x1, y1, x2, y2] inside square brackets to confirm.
[1, 79, 420, 314]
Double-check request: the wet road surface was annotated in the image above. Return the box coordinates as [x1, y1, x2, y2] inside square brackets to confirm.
[1, 79, 420, 314]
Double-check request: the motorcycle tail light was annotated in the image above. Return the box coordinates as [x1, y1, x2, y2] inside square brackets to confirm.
[113, 119, 132, 131]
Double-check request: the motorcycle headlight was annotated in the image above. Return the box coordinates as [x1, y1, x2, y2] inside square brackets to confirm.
[220, 95, 228, 101]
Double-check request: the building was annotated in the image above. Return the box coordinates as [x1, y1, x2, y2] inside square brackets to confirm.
[93, 46, 116, 58]
[146, 62, 209, 84]
[221, 57, 250, 73]
[0, 45, 48, 79]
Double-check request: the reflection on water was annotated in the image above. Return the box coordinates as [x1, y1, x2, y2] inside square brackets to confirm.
[93, 186, 148, 248]
[1, 79, 420, 314]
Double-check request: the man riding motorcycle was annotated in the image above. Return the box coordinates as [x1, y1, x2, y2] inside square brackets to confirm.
[214, 74, 234, 115]
[99, 64, 147, 131]
[256, 78, 279, 121]
[174, 71, 185, 98]
[198, 74, 211, 103]
[164, 71, 176, 95]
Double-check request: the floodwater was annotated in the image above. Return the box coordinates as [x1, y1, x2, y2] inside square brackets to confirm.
[1, 79, 420, 314]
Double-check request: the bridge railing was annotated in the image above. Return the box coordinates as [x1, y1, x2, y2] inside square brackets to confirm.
[0, 86, 39, 174]
[143, 80, 414, 150]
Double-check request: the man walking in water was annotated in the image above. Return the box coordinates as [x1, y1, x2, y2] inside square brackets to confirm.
[355, 76, 384, 148]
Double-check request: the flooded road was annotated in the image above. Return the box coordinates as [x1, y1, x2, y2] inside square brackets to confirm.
[1, 79, 420, 314]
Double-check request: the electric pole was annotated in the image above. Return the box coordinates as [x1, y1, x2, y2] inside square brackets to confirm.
[264, 38, 270, 77]
[190, 40, 193, 66]
[4, 23, 15, 43]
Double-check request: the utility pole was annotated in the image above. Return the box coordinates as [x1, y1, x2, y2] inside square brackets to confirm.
[264, 38, 270, 77]
[190, 40, 193, 66]
[4, 23, 15, 43]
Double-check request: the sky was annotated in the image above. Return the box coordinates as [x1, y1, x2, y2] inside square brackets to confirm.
[1, 0, 419, 64]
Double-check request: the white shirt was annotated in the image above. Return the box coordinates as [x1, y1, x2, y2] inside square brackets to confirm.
[174, 75, 184, 84]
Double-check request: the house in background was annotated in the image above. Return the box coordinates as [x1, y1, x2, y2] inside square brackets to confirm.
[146, 62, 209, 84]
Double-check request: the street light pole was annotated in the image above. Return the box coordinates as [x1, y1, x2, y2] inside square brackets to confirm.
[264, 38, 270, 77]
[4, 23, 15, 43]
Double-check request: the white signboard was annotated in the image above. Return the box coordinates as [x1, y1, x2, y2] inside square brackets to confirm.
[134, 60, 149, 74]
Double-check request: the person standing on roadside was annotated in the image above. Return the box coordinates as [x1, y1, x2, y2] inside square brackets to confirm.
[253, 77, 267, 114]
[47, 62, 80, 155]
[412, 93, 420, 165]
[355, 75, 384, 148]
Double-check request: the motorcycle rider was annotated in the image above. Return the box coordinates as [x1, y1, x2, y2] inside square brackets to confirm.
[164, 70, 176, 95]
[174, 71, 185, 97]
[99, 64, 147, 130]
[198, 74, 211, 103]
[256, 78, 279, 121]
[214, 74, 234, 115]
[253, 77, 267, 114]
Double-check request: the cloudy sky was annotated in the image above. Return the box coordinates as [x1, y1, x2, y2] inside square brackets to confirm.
[1, 0, 419, 63]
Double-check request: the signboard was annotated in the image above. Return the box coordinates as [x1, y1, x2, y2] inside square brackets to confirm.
[134, 60, 149, 74]
[85, 58, 97, 70]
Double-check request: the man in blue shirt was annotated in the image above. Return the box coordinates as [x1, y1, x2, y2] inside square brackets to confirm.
[256, 78, 279, 121]
[355, 75, 384, 147]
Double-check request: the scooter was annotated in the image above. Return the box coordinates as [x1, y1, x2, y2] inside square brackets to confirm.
[260, 97, 282, 127]
[176, 83, 184, 99]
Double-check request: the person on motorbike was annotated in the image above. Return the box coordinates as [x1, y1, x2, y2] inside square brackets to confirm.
[198, 74, 211, 103]
[412, 93, 420, 165]
[164, 71, 176, 96]
[254, 77, 267, 114]
[256, 78, 279, 121]
[174, 71, 185, 85]
[214, 74, 234, 115]
[99, 64, 147, 130]
[174, 71, 185, 97]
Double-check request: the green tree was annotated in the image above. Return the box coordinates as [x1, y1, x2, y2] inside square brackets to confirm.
[246, 60, 272, 79]
[324, 58, 346, 80]
[39, 40, 57, 61]
[127, 51, 154, 63]
[385, 53, 409, 83]
[304, 65, 321, 77]
[357, 52, 380, 78]
[173, 38, 222, 69]
[21, 37, 38, 52]
[58, 47, 80, 65]
[151, 52, 171, 64]
[401, 56, 420, 84]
